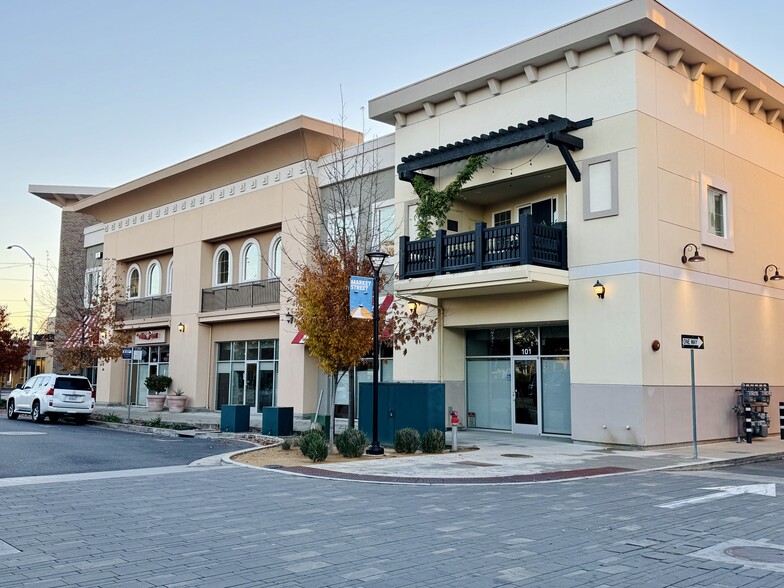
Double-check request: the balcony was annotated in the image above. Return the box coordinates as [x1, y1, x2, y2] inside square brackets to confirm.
[201, 278, 280, 313]
[399, 217, 567, 279]
[116, 295, 172, 320]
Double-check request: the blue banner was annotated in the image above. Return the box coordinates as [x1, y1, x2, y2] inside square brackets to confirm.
[349, 276, 373, 320]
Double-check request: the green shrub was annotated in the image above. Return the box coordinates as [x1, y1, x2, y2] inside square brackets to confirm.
[145, 415, 164, 428]
[394, 428, 420, 453]
[335, 428, 368, 458]
[299, 429, 328, 462]
[144, 375, 172, 394]
[422, 429, 446, 453]
[281, 439, 292, 451]
[105, 412, 121, 423]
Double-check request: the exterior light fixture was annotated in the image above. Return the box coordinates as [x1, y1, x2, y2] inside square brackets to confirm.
[177, 322, 185, 333]
[408, 301, 418, 315]
[764, 264, 784, 282]
[365, 250, 389, 456]
[593, 280, 605, 299]
[285, 312, 293, 324]
[681, 243, 706, 264]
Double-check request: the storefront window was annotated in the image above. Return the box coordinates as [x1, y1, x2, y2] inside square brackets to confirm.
[541, 325, 569, 355]
[512, 328, 538, 356]
[128, 345, 170, 406]
[466, 329, 510, 356]
[215, 339, 278, 411]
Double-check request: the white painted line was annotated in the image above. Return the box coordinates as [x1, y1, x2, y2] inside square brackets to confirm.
[0, 465, 222, 488]
[0, 432, 47, 436]
[658, 483, 776, 509]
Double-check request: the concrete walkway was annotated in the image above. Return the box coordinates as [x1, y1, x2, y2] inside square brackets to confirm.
[92, 405, 784, 484]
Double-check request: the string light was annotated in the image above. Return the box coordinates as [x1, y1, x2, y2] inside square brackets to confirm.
[489, 141, 549, 177]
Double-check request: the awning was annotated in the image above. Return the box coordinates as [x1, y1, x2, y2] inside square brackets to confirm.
[61, 315, 99, 349]
[291, 294, 394, 344]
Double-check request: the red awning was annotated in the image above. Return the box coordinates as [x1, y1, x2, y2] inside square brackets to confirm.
[61, 315, 99, 349]
[291, 295, 394, 344]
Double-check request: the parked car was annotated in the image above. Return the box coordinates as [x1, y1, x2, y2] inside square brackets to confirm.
[6, 373, 94, 424]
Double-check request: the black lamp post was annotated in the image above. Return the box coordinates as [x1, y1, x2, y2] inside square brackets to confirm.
[366, 250, 388, 455]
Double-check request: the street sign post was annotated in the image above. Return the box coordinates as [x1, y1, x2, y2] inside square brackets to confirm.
[682, 334, 705, 458]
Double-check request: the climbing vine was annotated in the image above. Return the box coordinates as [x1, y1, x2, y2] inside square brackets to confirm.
[412, 155, 487, 239]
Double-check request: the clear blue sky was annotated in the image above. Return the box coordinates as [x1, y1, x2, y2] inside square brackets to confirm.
[1, 0, 780, 330]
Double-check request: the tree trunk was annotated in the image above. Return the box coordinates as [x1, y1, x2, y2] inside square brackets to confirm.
[329, 373, 336, 451]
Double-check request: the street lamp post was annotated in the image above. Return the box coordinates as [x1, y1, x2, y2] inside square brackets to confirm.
[7, 245, 35, 381]
[365, 250, 388, 456]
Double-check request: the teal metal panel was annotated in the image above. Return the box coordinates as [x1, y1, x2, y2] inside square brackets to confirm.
[359, 383, 445, 446]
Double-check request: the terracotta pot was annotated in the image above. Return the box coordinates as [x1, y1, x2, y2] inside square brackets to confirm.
[167, 395, 188, 413]
[146, 395, 166, 412]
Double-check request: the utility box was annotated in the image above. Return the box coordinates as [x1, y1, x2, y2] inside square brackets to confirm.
[262, 406, 293, 436]
[358, 382, 445, 446]
[221, 404, 250, 433]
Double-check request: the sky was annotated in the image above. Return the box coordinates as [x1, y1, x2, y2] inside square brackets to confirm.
[1, 0, 782, 332]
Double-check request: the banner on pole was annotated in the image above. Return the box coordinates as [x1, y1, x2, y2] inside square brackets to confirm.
[349, 276, 373, 319]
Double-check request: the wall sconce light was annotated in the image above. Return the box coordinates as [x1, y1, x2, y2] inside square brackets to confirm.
[764, 264, 784, 282]
[285, 312, 293, 324]
[177, 322, 185, 333]
[408, 301, 418, 315]
[593, 280, 605, 299]
[681, 243, 706, 264]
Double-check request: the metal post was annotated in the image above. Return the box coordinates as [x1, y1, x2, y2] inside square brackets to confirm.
[366, 266, 384, 456]
[690, 348, 698, 459]
[746, 406, 753, 444]
[7, 245, 34, 380]
[127, 358, 132, 423]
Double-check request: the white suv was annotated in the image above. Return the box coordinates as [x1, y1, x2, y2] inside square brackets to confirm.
[6, 373, 95, 424]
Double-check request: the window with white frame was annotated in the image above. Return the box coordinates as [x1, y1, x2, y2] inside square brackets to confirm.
[240, 239, 261, 282]
[84, 268, 102, 307]
[374, 202, 395, 249]
[582, 153, 619, 220]
[213, 246, 232, 286]
[147, 260, 162, 296]
[127, 265, 140, 299]
[700, 173, 734, 251]
[166, 260, 173, 294]
[327, 209, 358, 251]
[268, 235, 282, 279]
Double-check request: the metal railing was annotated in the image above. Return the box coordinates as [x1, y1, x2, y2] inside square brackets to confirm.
[399, 217, 567, 279]
[116, 294, 172, 320]
[201, 278, 280, 312]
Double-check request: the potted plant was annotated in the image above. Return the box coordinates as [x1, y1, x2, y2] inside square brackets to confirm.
[167, 387, 188, 413]
[144, 374, 172, 412]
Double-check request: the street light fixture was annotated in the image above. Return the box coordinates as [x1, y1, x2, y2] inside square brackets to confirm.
[365, 250, 388, 456]
[7, 245, 35, 380]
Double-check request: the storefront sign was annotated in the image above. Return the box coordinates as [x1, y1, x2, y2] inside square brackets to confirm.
[134, 329, 167, 345]
[122, 347, 132, 360]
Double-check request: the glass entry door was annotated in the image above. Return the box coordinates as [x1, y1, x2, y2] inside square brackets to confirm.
[513, 359, 538, 434]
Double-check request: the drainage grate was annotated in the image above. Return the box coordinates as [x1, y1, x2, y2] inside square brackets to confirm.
[725, 546, 784, 563]
[500, 453, 532, 459]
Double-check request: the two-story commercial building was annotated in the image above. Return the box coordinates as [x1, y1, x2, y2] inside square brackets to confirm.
[370, 0, 784, 445]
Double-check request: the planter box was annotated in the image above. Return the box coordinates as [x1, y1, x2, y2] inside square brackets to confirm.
[167, 395, 187, 413]
[146, 395, 166, 412]
[262, 407, 293, 436]
[221, 404, 250, 433]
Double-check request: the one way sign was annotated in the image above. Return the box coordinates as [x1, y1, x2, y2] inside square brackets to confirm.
[681, 334, 705, 349]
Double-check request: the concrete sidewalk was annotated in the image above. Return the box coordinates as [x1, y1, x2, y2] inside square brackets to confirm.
[92, 405, 784, 484]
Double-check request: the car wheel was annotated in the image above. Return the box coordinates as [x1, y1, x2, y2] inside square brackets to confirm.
[31, 402, 45, 423]
[7, 400, 18, 420]
[48, 414, 60, 423]
[74, 415, 88, 425]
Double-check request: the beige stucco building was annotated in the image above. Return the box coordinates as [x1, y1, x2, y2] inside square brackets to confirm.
[369, 0, 784, 445]
[45, 0, 784, 447]
[67, 117, 376, 417]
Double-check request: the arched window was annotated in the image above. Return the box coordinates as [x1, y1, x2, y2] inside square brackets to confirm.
[127, 265, 141, 299]
[213, 245, 232, 286]
[268, 235, 282, 279]
[240, 239, 261, 282]
[147, 260, 162, 296]
[166, 260, 174, 294]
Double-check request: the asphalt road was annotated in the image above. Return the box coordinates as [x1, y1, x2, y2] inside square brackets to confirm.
[0, 413, 253, 478]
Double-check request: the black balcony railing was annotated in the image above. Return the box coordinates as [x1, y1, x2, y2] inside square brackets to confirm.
[201, 278, 280, 312]
[399, 217, 567, 279]
[116, 294, 172, 320]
